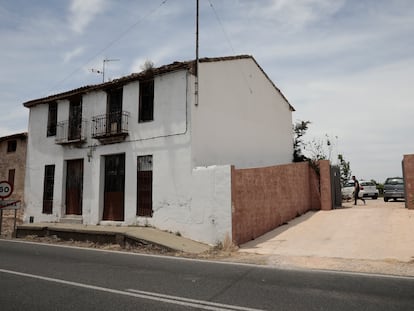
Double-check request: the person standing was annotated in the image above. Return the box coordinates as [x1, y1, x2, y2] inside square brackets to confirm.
[352, 176, 366, 205]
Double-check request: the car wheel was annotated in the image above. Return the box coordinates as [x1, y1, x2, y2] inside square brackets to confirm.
[372, 195, 378, 200]
[384, 197, 389, 202]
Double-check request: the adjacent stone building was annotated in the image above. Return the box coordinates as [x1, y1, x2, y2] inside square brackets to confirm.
[0, 132, 27, 219]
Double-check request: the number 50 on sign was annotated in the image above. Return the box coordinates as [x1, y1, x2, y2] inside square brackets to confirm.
[0, 181, 13, 199]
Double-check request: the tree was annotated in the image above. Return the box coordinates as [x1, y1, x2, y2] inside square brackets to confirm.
[140, 60, 154, 71]
[293, 120, 351, 178]
[306, 134, 337, 162]
[338, 154, 352, 185]
[293, 120, 311, 162]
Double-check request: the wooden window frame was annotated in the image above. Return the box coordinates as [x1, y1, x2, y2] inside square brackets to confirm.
[7, 140, 17, 153]
[8, 169, 15, 187]
[138, 80, 154, 123]
[47, 102, 57, 137]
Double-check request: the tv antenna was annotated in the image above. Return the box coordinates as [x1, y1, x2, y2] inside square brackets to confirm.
[90, 58, 120, 82]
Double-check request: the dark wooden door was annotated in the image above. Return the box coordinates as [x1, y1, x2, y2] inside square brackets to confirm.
[103, 154, 125, 221]
[66, 159, 83, 215]
[68, 98, 82, 141]
[107, 88, 122, 134]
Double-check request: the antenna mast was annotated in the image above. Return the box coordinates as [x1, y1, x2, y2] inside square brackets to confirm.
[91, 58, 120, 83]
[195, 0, 199, 106]
[103, 58, 120, 82]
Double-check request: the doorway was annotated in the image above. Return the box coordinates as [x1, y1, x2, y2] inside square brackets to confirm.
[103, 154, 125, 221]
[68, 97, 82, 141]
[65, 159, 83, 215]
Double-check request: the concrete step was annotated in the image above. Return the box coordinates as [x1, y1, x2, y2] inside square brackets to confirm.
[60, 215, 83, 224]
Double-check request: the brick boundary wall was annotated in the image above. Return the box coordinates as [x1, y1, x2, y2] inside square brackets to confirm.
[403, 154, 414, 209]
[231, 161, 329, 245]
[319, 160, 333, 211]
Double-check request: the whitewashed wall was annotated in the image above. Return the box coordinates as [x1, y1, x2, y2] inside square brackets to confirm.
[142, 165, 232, 245]
[25, 58, 293, 245]
[24, 69, 232, 245]
[192, 57, 293, 169]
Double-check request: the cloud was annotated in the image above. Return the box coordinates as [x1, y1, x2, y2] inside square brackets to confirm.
[69, 0, 108, 34]
[239, 0, 346, 32]
[289, 56, 414, 182]
[63, 46, 85, 63]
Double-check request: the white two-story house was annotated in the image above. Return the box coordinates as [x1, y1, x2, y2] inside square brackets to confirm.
[23, 55, 294, 244]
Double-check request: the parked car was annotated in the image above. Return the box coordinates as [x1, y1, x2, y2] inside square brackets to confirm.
[383, 177, 405, 202]
[359, 181, 379, 199]
[341, 180, 379, 200]
[341, 181, 355, 200]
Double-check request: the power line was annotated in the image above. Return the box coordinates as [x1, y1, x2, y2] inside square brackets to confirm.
[207, 0, 253, 93]
[47, 0, 168, 95]
[207, 0, 236, 55]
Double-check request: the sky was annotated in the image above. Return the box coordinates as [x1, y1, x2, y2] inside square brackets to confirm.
[1, 0, 413, 183]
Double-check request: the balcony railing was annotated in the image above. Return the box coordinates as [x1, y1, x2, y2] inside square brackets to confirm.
[55, 119, 88, 144]
[91, 111, 130, 142]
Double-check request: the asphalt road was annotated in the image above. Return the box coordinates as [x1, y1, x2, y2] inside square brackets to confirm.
[1, 240, 413, 311]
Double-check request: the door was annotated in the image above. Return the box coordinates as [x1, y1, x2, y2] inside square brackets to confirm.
[66, 159, 83, 215]
[330, 165, 342, 209]
[68, 97, 82, 141]
[103, 154, 125, 221]
[107, 88, 123, 134]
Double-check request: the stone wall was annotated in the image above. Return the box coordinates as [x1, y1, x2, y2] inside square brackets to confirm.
[231, 161, 330, 245]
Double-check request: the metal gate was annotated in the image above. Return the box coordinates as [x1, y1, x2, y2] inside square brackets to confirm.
[330, 165, 342, 208]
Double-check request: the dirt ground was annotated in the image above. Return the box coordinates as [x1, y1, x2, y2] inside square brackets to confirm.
[1, 199, 414, 277]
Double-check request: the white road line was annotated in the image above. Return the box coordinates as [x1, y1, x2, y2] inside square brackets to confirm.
[126, 288, 263, 311]
[0, 269, 264, 311]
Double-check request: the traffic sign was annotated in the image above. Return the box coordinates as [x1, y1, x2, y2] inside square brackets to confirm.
[0, 180, 13, 199]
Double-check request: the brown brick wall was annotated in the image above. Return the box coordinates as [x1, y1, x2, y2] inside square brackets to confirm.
[403, 154, 414, 209]
[231, 161, 325, 245]
[319, 160, 333, 211]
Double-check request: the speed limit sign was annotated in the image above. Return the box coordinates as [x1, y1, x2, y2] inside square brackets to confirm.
[0, 180, 13, 199]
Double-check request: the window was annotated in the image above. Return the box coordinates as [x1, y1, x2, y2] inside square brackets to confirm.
[137, 155, 153, 217]
[7, 140, 17, 152]
[42, 165, 55, 214]
[8, 169, 15, 187]
[139, 80, 154, 122]
[47, 102, 57, 137]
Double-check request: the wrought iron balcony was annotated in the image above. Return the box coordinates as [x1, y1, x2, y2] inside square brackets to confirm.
[91, 111, 130, 143]
[55, 119, 88, 145]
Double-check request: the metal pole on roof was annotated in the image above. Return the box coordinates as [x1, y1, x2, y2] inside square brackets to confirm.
[195, 0, 199, 106]
[103, 58, 120, 83]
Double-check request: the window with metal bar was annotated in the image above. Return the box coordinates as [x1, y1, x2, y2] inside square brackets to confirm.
[42, 165, 55, 214]
[137, 155, 153, 217]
